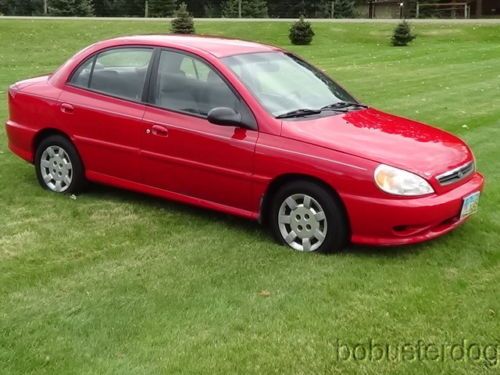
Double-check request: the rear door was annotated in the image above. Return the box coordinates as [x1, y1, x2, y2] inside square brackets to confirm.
[59, 47, 154, 182]
[141, 49, 258, 212]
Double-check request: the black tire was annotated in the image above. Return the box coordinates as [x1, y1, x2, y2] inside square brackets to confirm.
[269, 180, 348, 253]
[35, 135, 86, 194]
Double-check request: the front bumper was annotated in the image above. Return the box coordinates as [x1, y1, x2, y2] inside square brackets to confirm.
[343, 172, 485, 246]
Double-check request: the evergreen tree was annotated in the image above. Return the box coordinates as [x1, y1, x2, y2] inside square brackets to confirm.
[391, 20, 416, 46]
[183, 0, 219, 17]
[222, 0, 267, 18]
[118, 0, 147, 17]
[92, 0, 112, 16]
[48, 0, 94, 16]
[289, 15, 314, 45]
[203, 2, 217, 17]
[268, 0, 330, 18]
[221, 0, 238, 17]
[171, 2, 195, 34]
[149, 0, 177, 17]
[1, 0, 44, 15]
[92, 0, 145, 17]
[243, 0, 267, 18]
[334, 0, 354, 18]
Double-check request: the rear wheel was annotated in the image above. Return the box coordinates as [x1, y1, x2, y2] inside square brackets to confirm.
[270, 180, 348, 253]
[35, 135, 86, 194]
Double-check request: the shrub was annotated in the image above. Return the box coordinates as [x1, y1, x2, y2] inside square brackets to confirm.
[289, 16, 315, 46]
[171, 2, 195, 34]
[391, 21, 416, 47]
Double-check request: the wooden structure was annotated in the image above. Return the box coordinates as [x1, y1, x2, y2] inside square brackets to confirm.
[366, 0, 499, 18]
[367, 0, 413, 19]
[416, 2, 470, 18]
[474, 0, 499, 17]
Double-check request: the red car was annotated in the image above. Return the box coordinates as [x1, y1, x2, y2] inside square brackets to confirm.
[6, 35, 484, 253]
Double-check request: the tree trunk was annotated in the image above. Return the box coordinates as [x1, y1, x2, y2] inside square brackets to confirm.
[476, 0, 483, 17]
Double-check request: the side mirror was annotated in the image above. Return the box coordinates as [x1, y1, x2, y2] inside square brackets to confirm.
[207, 107, 242, 127]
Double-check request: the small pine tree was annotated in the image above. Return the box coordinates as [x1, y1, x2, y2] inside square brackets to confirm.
[391, 21, 416, 46]
[149, 0, 177, 17]
[334, 0, 355, 18]
[171, 2, 195, 34]
[48, 0, 94, 16]
[289, 16, 315, 46]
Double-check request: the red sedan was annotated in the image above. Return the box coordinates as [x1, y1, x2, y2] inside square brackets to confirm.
[6, 35, 484, 252]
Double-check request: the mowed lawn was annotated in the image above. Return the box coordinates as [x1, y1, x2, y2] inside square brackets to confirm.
[1, 19, 499, 374]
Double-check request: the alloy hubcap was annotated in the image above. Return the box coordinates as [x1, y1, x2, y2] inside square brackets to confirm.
[278, 193, 328, 252]
[40, 146, 73, 192]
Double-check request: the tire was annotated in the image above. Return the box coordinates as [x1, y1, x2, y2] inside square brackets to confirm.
[269, 180, 348, 253]
[35, 135, 86, 194]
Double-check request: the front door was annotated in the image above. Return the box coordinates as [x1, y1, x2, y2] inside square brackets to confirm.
[141, 49, 258, 212]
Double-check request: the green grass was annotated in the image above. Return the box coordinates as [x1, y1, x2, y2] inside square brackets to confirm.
[1, 19, 499, 374]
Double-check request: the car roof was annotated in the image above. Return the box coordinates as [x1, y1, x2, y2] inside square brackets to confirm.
[108, 35, 281, 58]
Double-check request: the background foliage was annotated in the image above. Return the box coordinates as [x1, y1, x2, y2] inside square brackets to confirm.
[0, 0, 361, 18]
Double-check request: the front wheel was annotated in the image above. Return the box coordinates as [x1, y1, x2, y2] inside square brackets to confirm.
[35, 135, 86, 194]
[270, 181, 348, 253]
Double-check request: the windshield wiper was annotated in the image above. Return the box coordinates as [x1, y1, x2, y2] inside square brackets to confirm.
[276, 102, 367, 119]
[276, 108, 322, 119]
[320, 101, 368, 111]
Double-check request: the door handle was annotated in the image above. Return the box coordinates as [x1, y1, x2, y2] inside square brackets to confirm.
[150, 124, 169, 137]
[60, 103, 74, 114]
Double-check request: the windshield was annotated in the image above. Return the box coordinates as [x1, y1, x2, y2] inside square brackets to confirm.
[222, 52, 356, 118]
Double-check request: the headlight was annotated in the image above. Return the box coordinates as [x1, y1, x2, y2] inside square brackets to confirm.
[374, 164, 434, 196]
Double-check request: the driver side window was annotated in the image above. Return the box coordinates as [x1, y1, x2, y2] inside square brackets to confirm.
[152, 50, 239, 116]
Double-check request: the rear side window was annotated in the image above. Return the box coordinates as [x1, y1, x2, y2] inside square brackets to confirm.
[70, 58, 94, 88]
[70, 47, 153, 102]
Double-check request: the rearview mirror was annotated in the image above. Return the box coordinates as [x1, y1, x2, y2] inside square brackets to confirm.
[207, 107, 242, 127]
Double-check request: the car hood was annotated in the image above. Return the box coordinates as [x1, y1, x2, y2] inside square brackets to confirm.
[280, 108, 471, 178]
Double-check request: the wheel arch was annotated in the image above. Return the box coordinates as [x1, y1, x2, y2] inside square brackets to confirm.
[260, 173, 351, 235]
[33, 128, 85, 169]
[34, 128, 73, 150]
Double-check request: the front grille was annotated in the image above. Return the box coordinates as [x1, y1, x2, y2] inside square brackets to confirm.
[436, 161, 475, 186]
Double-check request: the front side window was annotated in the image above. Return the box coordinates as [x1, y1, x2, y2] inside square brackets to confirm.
[222, 52, 356, 117]
[70, 47, 153, 101]
[153, 50, 240, 116]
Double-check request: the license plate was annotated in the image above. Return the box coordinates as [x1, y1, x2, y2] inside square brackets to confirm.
[460, 191, 480, 220]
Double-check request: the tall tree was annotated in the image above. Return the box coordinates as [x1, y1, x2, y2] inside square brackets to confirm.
[243, 0, 267, 18]
[221, 0, 239, 17]
[1, 0, 44, 15]
[48, 0, 94, 16]
[92, 0, 145, 17]
[334, 0, 354, 18]
[222, 0, 267, 18]
[268, 0, 333, 18]
[92, 0, 113, 16]
[149, 0, 177, 17]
